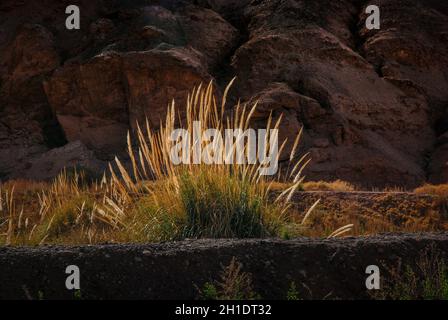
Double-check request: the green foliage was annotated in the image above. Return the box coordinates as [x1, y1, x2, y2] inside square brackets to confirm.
[126, 197, 183, 242]
[200, 282, 219, 300]
[32, 195, 96, 244]
[199, 257, 259, 300]
[74, 289, 82, 300]
[179, 171, 272, 239]
[126, 166, 287, 243]
[373, 247, 448, 300]
[286, 281, 300, 300]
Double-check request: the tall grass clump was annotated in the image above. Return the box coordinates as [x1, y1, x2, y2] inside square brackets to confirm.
[110, 79, 326, 240]
[1, 79, 354, 245]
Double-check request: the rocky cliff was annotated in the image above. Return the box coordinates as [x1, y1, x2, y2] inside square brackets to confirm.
[1, 0, 447, 187]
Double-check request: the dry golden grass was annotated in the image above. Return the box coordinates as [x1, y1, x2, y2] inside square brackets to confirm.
[414, 184, 448, 219]
[270, 182, 448, 237]
[267, 180, 356, 192]
[108, 80, 332, 240]
[414, 184, 448, 198]
[292, 190, 448, 238]
[4, 176, 445, 244]
[0, 77, 448, 245]
[4, 81, 445, 246]
[2, 174, 446, 244]
[301, 205, 443, 238]
[2, 80, 353, 245]
[302, 180, 356, 192]
[0, 170, 121, 245]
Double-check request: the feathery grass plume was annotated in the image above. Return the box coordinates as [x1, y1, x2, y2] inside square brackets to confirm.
[327, 224, 354, 238]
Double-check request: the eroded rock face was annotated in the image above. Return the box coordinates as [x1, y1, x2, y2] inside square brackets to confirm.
[0, 23, 63, 180]
[122, 47, 211, 131]
[429, 131, 448, 184]
[229, 0, 447, 187]
[0, 0, 447, 187]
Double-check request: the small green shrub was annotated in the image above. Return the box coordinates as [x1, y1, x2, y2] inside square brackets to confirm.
[286, 281, 300, 300]
[200, 282, 219, 300]
[74, 289, 82, 300]
[198, 257, 259, 300]
[373, 246, 448, 300]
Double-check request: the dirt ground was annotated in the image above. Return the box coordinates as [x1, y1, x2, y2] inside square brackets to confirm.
[1, 233, 448, 300]
[291, 191, 448, 236]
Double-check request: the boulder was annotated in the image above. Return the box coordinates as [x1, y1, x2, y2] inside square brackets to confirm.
[44, 52, 129, 158]
[9, 141, 107, 181]
[177, 5, 239, 69]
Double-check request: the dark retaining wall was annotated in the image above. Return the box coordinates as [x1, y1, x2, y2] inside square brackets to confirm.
[1, 233, 448, 300]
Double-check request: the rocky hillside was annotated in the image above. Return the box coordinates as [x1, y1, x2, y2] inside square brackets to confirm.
[1, 0, 447, 187]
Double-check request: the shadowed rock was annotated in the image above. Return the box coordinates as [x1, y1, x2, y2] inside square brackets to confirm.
[0, 0, 447, 187]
